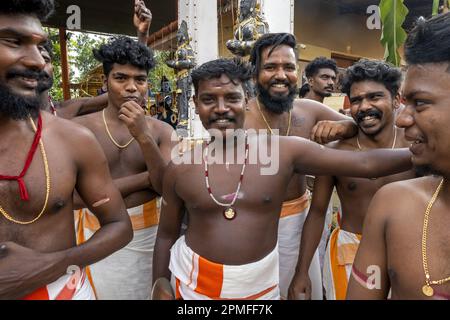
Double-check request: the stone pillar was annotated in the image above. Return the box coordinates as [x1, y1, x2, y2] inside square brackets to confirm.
[260, 0, 295, 33]
[178, 0, 219, 139]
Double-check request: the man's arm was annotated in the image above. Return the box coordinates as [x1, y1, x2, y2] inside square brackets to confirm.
[301, 99, 358, 144]
[73, 171, 152, 210]
[134, 0, 152, 44]
[288, 137, 412, 178]
[288, 175, 335, 300]
[152, 162, 184, 285]
[54, 94, 108, 120]
[119, 101, 176, 195]
[346, 186, 392, 299]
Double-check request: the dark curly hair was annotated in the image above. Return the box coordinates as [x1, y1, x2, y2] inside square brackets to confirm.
[340, 59, 402, 98]
[93, 36, 155, 77]
[249, 33, 297, 77]
[405, 13, 450, 67]
[304, 57, 337, 78]
[0, 0, 54, 21]
[191, 58, 254, 95]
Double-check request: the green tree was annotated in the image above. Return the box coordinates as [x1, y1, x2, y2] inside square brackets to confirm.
[379, 0, 409, 66]
[44, 28, 176, 101]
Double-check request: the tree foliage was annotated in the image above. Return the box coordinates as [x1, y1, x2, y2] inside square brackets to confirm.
[379, 0, 409, 66]
[44, 28, 175, 101]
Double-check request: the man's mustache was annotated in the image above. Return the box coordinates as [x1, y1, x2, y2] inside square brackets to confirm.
[6, 68, 49, 82]
[356, 109, 382, 123]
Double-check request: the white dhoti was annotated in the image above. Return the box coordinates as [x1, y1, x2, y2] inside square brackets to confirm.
[169, 235, 280, 300]
[278, 191, 323, 300]
[23, 269, 95, 300]
[75, 198, 160, 300]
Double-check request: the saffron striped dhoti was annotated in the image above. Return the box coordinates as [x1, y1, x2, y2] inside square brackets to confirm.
[169, 235, 280, 300]
[323, 227, 361, 300]
[23, 269, 95, 300]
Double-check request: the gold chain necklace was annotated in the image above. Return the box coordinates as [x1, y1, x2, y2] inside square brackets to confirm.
[102, 109, 135, 149]
[256, 99, 291, 136]
[421, 178, 450, 297]
[0, 116, 51, 225]
[356, 127, 397, 150]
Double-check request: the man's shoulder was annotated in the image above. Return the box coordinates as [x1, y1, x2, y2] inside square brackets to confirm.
[44, 112, 98, 144]
[71, 110, 101, 126]
[146, 116, 175, 138]
[292, 98, 323, 113]
[373, 176, 437, 207]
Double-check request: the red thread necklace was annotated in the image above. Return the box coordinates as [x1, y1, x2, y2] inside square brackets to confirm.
[0, 114, 43, 201]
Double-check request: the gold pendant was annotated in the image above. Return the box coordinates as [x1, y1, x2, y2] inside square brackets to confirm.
[223, 207, 236, 220]
[422, 284, 434, 297]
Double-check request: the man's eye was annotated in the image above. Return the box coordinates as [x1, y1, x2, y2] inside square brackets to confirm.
[1, 38, 20, 46]
[202, 98, 214, 104]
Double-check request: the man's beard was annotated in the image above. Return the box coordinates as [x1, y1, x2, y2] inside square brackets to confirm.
[256, 81, 297, 114]
[0, 69, 49, 120]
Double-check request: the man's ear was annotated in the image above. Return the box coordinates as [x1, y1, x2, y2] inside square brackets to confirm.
[393, 92, 401, 109]
[102, 74, 108, 91]
[193, 95, 199, 114]
[308, 77, 313, 85]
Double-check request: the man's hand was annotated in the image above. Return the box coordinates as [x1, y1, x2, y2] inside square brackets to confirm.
[288, 272, 312, 300]
[310, 119, 357, 144]
[119, 101, 151, 142]
[0, 242, 65, 299]
[134, 0, 152, 36]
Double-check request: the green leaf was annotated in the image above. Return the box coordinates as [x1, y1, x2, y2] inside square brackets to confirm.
[379, 0, 409, 66]
[432, 0, 440, 16]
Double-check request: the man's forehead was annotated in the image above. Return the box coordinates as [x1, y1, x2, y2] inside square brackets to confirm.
[262, 45, 295, 60]
[199, 74, 243, 91]
[404, 63, 450, 94]
[317, 68, 336, 76]
[0, 14, 46, 40]
[110, 63, 147, 75]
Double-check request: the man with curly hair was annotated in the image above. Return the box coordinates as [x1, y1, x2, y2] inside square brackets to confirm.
[153, 58, 412, 300]
[347, 12, 450, 300]
[289, 59, 416, 300]
[303, 56, 338, 103]
[0, 0, 133, 299]
[73, 36, 174, 299]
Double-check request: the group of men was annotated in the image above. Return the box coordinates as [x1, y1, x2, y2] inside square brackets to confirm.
[0, 0, 449, 301]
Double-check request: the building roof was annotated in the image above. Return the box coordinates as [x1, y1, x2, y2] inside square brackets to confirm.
[45, 0, 177, 36]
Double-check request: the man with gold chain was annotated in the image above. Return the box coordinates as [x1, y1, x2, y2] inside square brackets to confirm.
[153, 58, 412, 300]
[347, 12, 450, 300]
[0, 0, 132, 299]
[290, 59, 416, 300]
[244, 32, 358, 299]
[73, 36, 174, 299]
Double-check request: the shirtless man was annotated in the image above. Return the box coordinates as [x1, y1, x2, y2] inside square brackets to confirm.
[289, 59, 416, 300]
[153, 58, 411, 300]
[347, 12, 450, 300]
[303, 56, 337, 103]
[39, 0, 152, 119]
[245, 33, 357, 299]
[0, 0, 132, 299]
[73, 36, 174, 299]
